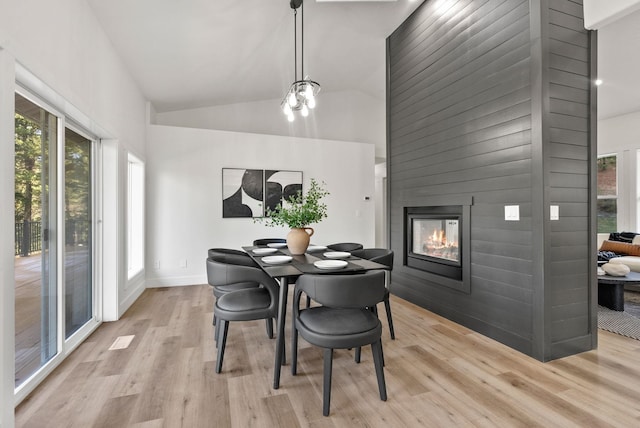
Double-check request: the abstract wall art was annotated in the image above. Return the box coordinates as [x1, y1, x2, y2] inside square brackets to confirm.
[222, 168, 264, 218]
[222, 168, 303, 218]
[265, 170, 303, 215]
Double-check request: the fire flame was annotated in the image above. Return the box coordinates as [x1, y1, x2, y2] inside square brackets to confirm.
[431, 229, 446, 246]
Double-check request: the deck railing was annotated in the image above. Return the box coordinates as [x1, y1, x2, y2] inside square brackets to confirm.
[15, 220, 90, 256]
[15, 221, 42, 256]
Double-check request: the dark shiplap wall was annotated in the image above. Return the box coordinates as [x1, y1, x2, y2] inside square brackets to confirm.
[387, 0, 594, 360]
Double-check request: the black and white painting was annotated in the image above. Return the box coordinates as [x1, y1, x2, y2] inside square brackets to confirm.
[265, 170, 303, 215]
[222, 168, 264, 218]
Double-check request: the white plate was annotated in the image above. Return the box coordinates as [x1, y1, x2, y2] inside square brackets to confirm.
[267, 242, 287, 248]
[262, 255, 292, 265]
[324, 251, 351, 259]
[314, 260, 348, 270]
[253, 248, 277, 255]
[306, 245, 327, 252]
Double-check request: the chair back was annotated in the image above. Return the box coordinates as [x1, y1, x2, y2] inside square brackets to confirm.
[326, 242, 363, 252]
[295, 271, 385, 309]
[206, 257, 279, 299]
[253, 238, 286, 246]
[351, 248, 394, 270]
[208, 248, 257, 267]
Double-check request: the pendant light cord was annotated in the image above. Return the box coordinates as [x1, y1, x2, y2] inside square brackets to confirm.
[293, 8, 298, 82]
[301, 3, 304, 80]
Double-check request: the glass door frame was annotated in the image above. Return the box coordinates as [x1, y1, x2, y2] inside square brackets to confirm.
[14, 86, 102, 405]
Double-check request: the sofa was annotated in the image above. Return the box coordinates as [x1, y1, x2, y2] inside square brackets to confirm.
[598, 232, 640, 272]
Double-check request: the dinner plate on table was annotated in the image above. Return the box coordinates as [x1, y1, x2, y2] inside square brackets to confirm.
[324, 251, 350, 259]
[314, 260, 348, 270]
[306, 245, 327, 253]
[262, 255, 292, 265]
[253, 248, 277, 255]
[267, 242, 287, 248]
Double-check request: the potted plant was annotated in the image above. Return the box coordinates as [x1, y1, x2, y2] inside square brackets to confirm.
[259, 178, 329, 254]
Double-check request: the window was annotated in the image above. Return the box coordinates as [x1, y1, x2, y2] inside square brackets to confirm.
[597, 154, 617, 233]
[127, 154, 145, 278]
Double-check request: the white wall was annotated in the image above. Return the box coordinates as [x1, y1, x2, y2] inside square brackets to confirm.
[598, 110, 640, 231]
[154, 90, 387, 160]
[0, 0, 148, 422]
[146, 125, 376, 287]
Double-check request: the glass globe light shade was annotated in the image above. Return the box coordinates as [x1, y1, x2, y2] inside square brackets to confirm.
[301, 104, 309, 117]
[288, 91, 297, 107]
[307, 96, 316, 109]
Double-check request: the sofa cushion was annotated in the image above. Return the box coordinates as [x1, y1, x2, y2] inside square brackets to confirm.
[609, 232, 639, 243]
[599, 240, 640, 257]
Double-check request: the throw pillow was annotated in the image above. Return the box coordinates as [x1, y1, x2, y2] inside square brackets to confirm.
[600, 240, 640, 257]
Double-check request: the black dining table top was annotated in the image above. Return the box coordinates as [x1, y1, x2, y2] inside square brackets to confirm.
[241, 246, 387, 279]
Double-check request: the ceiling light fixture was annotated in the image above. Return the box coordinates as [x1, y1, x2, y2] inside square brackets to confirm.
[281, 0, 320, 122]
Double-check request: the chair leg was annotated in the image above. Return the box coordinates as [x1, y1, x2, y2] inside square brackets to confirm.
[355, 347, 361, 363]
[291, 322, 299, 375]
[323, 348, 333, 416]
[384, 297, 395, 340]
[214, 319, 220, 347]
[371, 340, 387, 402]
[306, 295, 311, 308]
[215, 320, 229, 373]
[265, 318, 274, 339]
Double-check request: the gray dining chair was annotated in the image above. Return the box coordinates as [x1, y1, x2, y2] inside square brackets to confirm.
[351, 248, 395, 341]
[253, 238, 287, 246]
[326, 242, 364, 252]
[207, 256, 280, 373]
[206, 248, 273, 341]
[291, 270, 387, 416]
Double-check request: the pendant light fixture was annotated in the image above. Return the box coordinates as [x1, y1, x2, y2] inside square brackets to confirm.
[281, 0, 320, 122]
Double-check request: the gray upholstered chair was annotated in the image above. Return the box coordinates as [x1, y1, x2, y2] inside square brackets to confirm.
[206, 248, 262, 318]
[207, 257, 280, 373]
[252, 238, 287, 246]
[291, 271, 387, 416]
[351, 248, 396, 341]
[326, 242, 363, 252]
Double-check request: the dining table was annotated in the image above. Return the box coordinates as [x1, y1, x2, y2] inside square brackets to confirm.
[242, 244, 388, 389]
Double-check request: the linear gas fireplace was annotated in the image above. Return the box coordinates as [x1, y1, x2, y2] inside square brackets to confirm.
[404, 198, 472, 293]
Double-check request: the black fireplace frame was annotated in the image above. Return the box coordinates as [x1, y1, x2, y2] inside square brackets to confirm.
[403, 196, 472, 293]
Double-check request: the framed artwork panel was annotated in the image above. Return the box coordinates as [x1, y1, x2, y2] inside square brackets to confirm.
[222, 168, 264, 218]
[265, 170, 303, 216]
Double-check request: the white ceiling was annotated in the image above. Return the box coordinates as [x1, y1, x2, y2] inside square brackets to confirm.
[85, 0, 640, 120]
[597, 7, 640, 120]
[86, 0, 422, 113]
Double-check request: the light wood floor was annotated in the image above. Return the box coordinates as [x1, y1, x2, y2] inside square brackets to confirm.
[15, 284, 640, 427]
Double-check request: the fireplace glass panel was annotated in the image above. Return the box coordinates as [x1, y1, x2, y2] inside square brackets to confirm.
[412, 218, 460, 263]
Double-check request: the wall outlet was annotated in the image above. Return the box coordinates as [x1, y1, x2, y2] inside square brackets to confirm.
[153, 260, 160, 269]
[179, 259, 187, 268]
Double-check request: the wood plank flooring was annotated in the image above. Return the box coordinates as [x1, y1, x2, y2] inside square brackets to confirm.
[15, 284, 640, 427]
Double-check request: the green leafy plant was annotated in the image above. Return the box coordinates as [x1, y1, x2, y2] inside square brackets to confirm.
[259, 178, 329, 229]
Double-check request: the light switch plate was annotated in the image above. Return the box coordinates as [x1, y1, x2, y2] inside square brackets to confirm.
[550, 205, 559, 220]
[505, 205, 520, 221]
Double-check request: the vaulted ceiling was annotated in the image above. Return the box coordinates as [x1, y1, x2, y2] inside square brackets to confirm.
[86, 0, 640, 120]
[86, 0, 422, 113]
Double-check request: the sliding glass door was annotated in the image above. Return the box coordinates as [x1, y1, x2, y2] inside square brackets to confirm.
[14, 91, 97, 390]
[64, 128, 93, 338]
[14, 93, 58, 386]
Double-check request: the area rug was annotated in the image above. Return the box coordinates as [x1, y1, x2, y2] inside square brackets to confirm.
[598, 303, 640, 340]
